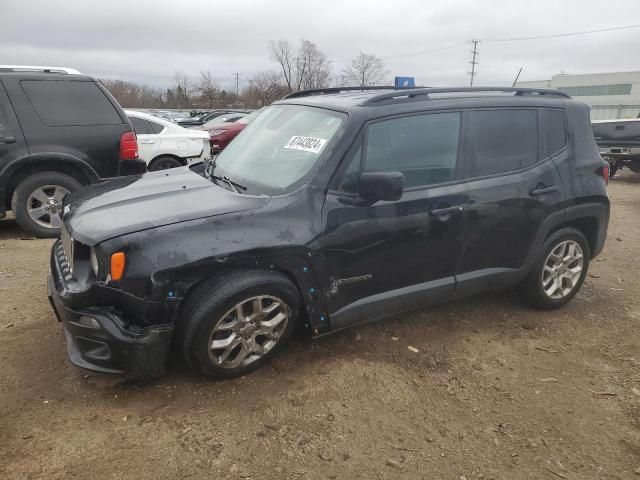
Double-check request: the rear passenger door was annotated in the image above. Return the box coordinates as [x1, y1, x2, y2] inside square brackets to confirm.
[0, 81, 28, 177]
[321, 111, 468, 329]
[455, 108, 566, 296]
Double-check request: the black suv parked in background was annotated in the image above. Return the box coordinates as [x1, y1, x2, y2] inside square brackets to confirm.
[48, 86, 610, 379]
[0, 66, 145, 237]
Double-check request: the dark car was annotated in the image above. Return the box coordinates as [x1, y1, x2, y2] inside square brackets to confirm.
[48, 86, 610, 379]
[208, 111, 259, 153]
[196, 113, 247, 132]
[592, 118, 640, 176]
[0, 65, 145, 237]
[178, 109, 250, 127]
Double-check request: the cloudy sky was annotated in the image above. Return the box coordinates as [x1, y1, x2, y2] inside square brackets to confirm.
[3, 0, 640, 91]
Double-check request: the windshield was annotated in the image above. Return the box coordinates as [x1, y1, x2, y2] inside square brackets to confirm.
[215, 105, 345, 195]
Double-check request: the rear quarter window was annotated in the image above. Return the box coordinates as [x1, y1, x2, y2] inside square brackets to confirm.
[20, 80, 123, 127]
[544, 110, 567, 155]
[147, 119, 165, 134]
[470, 109, 538, 177]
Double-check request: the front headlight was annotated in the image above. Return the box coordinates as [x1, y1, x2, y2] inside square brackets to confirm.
[210, 129, 225, 136]
[90, 248, 99, 276]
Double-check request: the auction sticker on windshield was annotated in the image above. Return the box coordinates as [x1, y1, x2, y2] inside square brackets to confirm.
[284, 136, 327, 154]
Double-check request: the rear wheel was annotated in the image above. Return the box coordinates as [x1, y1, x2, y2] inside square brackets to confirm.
[149, 156, 183, 171]
[520, 228, 590, 309]
[11, 172, 81, 238]
[178, 270, 300, 378]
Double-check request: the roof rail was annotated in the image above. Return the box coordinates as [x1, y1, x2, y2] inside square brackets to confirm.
[362, 87, 570, 105]
[0, 65, 82, 75]
[284, 86, 398, 99]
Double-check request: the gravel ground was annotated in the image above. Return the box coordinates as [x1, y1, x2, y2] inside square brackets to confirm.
[1, 172, 639, 480]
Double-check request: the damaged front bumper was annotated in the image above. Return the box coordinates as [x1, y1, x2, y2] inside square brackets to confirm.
[47, 241, 174, 379]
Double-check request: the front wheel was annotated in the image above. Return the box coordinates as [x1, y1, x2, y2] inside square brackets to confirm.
[11, 172, 81, 238]
[178, 270, 301, 378]
[520, 228, 590, 310]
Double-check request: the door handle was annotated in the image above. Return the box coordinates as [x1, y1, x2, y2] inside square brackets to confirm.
[430, 205, 464, 216]
[529, 185, 557, 196]
[0, 136, 16, 144]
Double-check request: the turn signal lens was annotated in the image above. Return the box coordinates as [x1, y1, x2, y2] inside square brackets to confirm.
[110, 252, 126, 281]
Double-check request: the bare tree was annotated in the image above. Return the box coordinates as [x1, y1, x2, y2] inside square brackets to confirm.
[341, 52, 388, 87]
[297, 40, 332, 90]
[270, 40, 295, 92]
[170, 71, 192, 108]
[101, 79, 165, 108]
[243, 70, 289, 107]
[270, 39, 332, 93]
[197, 70, 220, 108]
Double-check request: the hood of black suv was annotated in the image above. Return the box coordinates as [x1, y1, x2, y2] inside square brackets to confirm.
[63, 167, 268, 245]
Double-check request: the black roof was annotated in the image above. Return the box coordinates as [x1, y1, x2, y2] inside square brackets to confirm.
[276, 86, 572, 112]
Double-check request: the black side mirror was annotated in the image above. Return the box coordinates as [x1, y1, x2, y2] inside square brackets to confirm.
[359, 171, 404, 203]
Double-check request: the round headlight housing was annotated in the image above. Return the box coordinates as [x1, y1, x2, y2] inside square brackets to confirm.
[90, 248, 99, 276]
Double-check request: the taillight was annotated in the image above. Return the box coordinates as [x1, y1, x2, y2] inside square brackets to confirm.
[601, 163, 610, 185]
[119, 131, 138, 160]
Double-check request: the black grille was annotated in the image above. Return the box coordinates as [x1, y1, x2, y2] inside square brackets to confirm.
[55, 241, 73, 282]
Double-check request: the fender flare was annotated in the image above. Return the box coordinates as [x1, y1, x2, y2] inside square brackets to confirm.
[0, 153, 100, 191]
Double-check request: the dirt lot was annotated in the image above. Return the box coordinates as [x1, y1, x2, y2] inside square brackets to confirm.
[1, 173, 639, 480]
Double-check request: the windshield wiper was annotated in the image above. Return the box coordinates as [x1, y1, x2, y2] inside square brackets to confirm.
[205, 158, 247, 193]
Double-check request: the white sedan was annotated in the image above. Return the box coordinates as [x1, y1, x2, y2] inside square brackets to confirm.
[125, 109, 210, 171]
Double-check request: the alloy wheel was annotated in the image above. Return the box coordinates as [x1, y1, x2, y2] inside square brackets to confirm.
[26, 185, 69, 229]
[208, 295, 290, 368]
[541, 240, 584, 299]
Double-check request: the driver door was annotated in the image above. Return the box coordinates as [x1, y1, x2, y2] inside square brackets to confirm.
[319, 111, 468, 330]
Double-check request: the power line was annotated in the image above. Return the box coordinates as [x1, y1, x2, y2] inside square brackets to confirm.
[483, 23, 640, 43]
[381, 43, 469, 60]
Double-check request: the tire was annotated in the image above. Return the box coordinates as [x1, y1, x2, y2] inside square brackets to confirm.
[11, 172, 81, 238]
[177, 269, 301, 378]
[149, 156, 183, 171]
[520, 227, 590, 310]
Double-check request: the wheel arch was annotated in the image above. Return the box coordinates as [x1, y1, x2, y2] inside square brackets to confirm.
[543, 202, 609, 259]
[1, 154, 98, 210]
[148, 154, 186, 170]
[173, 253, 325, 333]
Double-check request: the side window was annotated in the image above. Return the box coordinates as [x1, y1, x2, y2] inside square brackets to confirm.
[545, 110, 567, 156]
[130, 116, 151, 135]
[21, 80, 122, 126]
[147, 120, 165, 134]
[470, 109, 538, 177]
[364, 112, 461, 189]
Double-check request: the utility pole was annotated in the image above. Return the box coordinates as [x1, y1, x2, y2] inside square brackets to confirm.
[233, 72, 241, 98]
[469, 39, 479, 87]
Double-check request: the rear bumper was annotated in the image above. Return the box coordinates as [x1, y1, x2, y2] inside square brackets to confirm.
[119, 159, 148, 176]
[48, 242, 174, 378]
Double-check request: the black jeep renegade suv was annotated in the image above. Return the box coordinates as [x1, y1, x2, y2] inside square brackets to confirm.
[48, 86, 610, 379]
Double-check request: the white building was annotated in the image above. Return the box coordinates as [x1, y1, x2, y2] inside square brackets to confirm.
[517, 71, 640, 120]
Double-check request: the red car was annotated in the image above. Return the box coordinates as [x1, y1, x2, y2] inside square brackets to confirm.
[208, 111, 260, 154]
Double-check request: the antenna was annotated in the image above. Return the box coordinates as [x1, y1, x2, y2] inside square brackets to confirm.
[512, 67, 523, 87]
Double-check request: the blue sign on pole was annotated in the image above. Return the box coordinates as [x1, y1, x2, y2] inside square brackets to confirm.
[395, 76, 415, 88]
